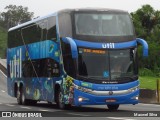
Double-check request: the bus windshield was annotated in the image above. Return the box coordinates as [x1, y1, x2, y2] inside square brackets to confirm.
[75, 13, 134, 36]
[78, 48, 137, 82]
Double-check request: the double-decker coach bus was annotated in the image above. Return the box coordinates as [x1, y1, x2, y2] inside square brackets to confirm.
[7, 8, 148, 110]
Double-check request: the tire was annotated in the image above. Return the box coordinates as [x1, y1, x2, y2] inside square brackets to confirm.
[17, 87, 22, 105]
[107, 104, 119, 111]
[57, 89, 65, 109]
[56, 88, 71, 109]
[17, 86, 33, 105]
[17, 86, 26, 105]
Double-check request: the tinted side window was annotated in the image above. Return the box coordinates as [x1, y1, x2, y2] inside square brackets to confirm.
[58, 13, 72, 37]
[22, 58, 60, 78]
[61, 41, 76, 77]
[37, 20, 48, 40]
[8, 31, 15, 48]
[47, 16, 57, 41]
[22, 61, 35, 77]
[8, 16, 57, 48]
[8, 29, 23, 48]
[39, 59, 60, 77]
[22, 24, 41, 44]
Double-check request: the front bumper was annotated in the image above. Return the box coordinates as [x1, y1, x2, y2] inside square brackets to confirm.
[74, 85, 139, 106]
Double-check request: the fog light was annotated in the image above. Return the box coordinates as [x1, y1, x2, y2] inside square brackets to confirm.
[135, 96, 138, 100]
[132, 96, 139, 100]
[78, 97, 83, 102]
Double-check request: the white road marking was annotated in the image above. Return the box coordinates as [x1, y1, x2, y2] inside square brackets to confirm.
[1, 90, 5, 93]
[107, 117, 136, 120]
[67, 112, 91, 117]
[139, 103, 160, 107]
[39, 109, 50, 111]
[6, 104, 15, 107]
[20, 106, 31, 109]
[0, 69, 7, 78]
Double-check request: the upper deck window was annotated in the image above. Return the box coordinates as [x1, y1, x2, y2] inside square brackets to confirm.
[75, 13, 134, 36]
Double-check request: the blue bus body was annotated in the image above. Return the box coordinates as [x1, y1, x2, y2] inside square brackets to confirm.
[7, 40, 61, 102]
[7, 8, 148, 110]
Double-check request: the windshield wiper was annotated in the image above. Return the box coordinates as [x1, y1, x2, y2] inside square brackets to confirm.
[89, 76, 108, 80]
[77, 75, 108, 80]
[116, 76, 137, 81]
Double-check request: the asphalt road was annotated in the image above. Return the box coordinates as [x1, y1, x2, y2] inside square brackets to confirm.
[0, 69, 160, 119]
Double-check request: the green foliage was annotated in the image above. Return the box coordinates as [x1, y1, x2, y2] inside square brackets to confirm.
[138, 42, 160, 71]
[139, 68, 154, 76]
[0, 5, 34, 58]
[148, 24, 160, 44]
[0, 5, 34, 29]
[0, 26, 7, 58]
[131, 4, 160, 38]
[139, 76, 158, 90]
[131, 4, 160, 77]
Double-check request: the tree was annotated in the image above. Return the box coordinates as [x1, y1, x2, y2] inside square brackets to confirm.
[130, 5, 160, 39]
[149, 24, 160, 44]
[0, 26, 7, 58]
[0, 5, 34, 58]
[131, 4, 160, 75]
[0, 5, 34, 29]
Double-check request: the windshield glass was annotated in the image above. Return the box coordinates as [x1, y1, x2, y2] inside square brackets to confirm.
[78, 48, 137, 81]
[75, 13, 134, 36]
[110, 49, 135, 80]
[78, 48, 109, 79]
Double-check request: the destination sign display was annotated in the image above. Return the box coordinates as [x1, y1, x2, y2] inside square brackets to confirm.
[83, 48, 106, 54]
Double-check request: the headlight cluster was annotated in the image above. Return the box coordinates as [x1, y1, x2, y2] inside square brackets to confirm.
[73, 83, 139, 95]
[132, 96, 139, 100]
[73, 84, 92, 93]
[129, 86, 139, 92]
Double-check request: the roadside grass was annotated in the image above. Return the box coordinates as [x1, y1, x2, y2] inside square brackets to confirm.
[139, 76, 159, 90]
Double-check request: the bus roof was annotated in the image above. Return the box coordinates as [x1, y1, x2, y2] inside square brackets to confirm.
[8, 8, 128, 32]
[58, 8, 127, 13]
[8, 12, 57, 32]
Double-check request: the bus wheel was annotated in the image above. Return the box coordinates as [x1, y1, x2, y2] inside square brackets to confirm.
[17, 87, 28, 105]
[107, 104, 119, 111]
[17, 87, 24, 105]
[57, 89, 65, 109]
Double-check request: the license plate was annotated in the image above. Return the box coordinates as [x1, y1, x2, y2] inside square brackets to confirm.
[106, 99, 116, 102]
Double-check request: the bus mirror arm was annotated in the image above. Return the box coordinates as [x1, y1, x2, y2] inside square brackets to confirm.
[136, 38, 148, 57]
[62, 37, 79, 78]
[62, 37, 78, 59]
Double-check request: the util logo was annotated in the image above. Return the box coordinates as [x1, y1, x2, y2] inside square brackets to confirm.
[102, 43, 115, 48]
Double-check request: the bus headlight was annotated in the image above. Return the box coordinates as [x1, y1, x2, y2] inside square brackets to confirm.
[73, 84, 92, 93]
[129, 86, 139, 92]
[132, 96, 139, 100]
[78, 97, 83, 102]
[78, 96, 89, 102]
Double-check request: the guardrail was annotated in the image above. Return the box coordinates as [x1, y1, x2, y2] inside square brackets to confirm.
[0, 63, 7, 75]
[0, 59, 7, 76]
[157, 80, 160, 103]
[0, 59, 6, 68]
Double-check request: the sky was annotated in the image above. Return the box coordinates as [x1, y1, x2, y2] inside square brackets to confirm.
[0, 0, 160, 17]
